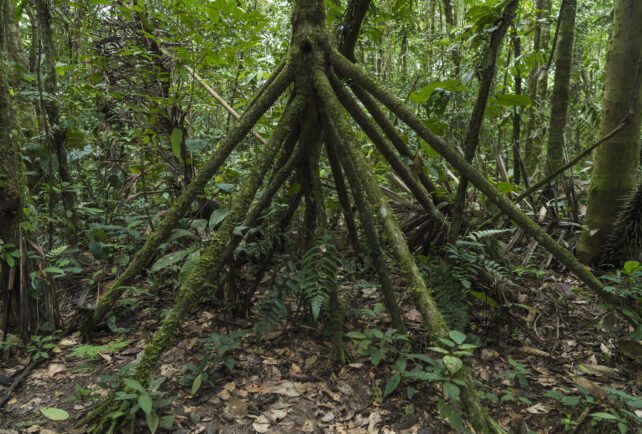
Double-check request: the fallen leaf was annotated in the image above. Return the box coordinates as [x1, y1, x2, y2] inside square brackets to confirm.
[321, 411, 335, 423]
[577, 364, 620, 379]
[526, 403, 549, 414]
[261, 380, 304, 397]
[368, 411, 381, 432]
[226, 397, 248, 418]
[290, 363, 302, 376]
[47, 364, 65, 377]
[224, 381, 236, 392]
[304, 356, 317, 370]
[253, 422, 270, 433]
[574, 377, 605, 399]
[302, 420, 316, 432]
[618, 339, 642, 361]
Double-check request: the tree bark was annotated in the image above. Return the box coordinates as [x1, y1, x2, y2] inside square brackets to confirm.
[543, 0, 576, 188]
[0, 2, 32, 336]
[576, 0, 642, 265]
[524, 0, 552, 176]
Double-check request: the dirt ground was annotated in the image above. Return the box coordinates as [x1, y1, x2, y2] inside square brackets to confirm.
[1, 262, 640, 433]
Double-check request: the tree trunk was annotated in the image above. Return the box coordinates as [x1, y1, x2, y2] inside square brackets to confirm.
[449, 0, 519, 240]
[36, 0, 77, 227]
[0, 2, 32, 336]
[576, 0, 642, 265]
[543, 0, 576, 187]
[524, 0, 551, 176]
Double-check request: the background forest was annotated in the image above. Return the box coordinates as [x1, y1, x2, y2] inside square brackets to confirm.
[1, 0, 642, 432]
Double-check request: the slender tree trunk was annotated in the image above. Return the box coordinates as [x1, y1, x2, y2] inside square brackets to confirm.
[449, 0, 519, 240]
[524, 0, 551, 176]
[576, 0, 642, 265]
[36, 0, 77, 229]
[512, 26, 523, 185]
[441, 0, 459, 74]
[543, 0, 576, 190]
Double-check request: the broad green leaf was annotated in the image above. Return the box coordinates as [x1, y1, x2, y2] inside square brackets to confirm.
[167, 229, 195, 243]
[179, 250, 200, 286]
[185, 138, 209, 153]
[40, 407, 69, 420]
[146, 410, 160, 433]
[561, 395, 581, 406]
[191, 373, 203, 395]
[410, 79, 465, 104]
[497, 181, 514, 194]
[443, 355, 463, 374]
[449, 330, 466, 345]
[384, 373, 401, 397]
[448, 411, 463, 431]
[139, 394, 153, 414]
[442, 382, 460, 400]
[623, 260, 639, 274]
[191, 219, 208, 231]
[209, 206, 230, 228]
[495, 93, 532, 107]
[125, 379, 145, 393]
[171, 128, 183, 160]
[590, 412, 619, 420]
[150, 249, 192, 272]
[346, 331, 366, 339]
[91, 227, 107, 241]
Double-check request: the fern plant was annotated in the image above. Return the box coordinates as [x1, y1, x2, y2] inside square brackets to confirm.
[418, 229, 511, 328]
[255, 234, 342, 340]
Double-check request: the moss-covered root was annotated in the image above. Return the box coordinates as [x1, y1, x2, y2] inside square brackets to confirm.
[330, 75, 444, 226]
[324, 133, 360, 252]
[320, 106, 405, 332]
[86, 96, 305, 432]
[328, 48, 641, 325]
[348, 82, 446, 215]
[315, 69, 505, 434]
[316, 69, 441, 336]
[81, 60, 296, 339]
[329, 290, 350, 364]
[132, 94, 305, 382]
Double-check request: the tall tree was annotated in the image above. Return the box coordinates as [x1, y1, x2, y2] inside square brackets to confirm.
[543, 0, 576, 186]
[575, 0, 642, 265]
[523, 0, 551, 176]
[449, 0, 519, 240]
[0, 0, 33, 337]
[35, 0, 77, 228]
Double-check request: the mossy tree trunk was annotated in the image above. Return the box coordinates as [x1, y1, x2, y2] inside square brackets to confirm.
[543, 0, 576, 189]
[575, 0, 642, 265]
[0, 0, 39, 338]
[85, 1, 637, 432]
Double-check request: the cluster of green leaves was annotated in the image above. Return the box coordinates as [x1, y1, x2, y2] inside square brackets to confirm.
[255, 235, 343, 340]
[67, 339, 130, 361]
[417, 229, 510, 328]
[94, 363, 177, 434]
[27, 331, 60, 361]
[181, 329, 248, 395]
[546, 382, 642, 433]
[112, 377, 176, 433]
[347, 302, 481, 432]
[602, 260, 642, 340]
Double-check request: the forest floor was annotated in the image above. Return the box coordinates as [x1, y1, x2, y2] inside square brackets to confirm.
[0, 249, 641, 433]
